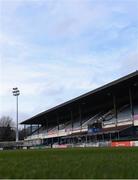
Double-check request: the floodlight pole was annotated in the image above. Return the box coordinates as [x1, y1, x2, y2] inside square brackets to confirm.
[12, 87, 20, 142]
[16, 95, 19, 142]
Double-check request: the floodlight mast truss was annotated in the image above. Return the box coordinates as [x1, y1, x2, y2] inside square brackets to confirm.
[12, 87, 20, 142]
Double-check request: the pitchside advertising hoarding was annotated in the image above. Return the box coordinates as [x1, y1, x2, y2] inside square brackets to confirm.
[111, 141, 134, 147]
[111, 141, 138, 147]
[52, 144, 68, 148]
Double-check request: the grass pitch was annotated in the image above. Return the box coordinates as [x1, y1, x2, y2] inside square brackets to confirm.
[0, 147, 138, 179]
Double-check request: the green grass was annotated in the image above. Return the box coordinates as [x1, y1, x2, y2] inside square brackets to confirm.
[0, 147, 138, 179]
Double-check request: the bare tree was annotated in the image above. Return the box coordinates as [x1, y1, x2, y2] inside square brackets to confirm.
[0, 116, 14, 127]
[0, 116, 15, 141]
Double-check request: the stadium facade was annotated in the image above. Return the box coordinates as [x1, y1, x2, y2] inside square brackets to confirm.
[21, 71, 138, 147]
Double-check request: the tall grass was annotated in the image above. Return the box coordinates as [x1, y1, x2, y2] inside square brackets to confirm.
[0, 147, 138, 179]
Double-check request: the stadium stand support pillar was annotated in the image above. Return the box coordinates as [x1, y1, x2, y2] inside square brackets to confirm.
[73, 137, 75, 144]
[37, 124, 39, 134]
[102, 134, 104, 141]
[79, 104, 82, 129]
[71, 110, 74, 130]
[113, 95, 118, 127]
[117, 131, 120, 140]
[129, 87, 134, 124]
[88, 135, 90, 143]
[24, 124, 26, 139]
[69, 137, 71, 144]
[66, 138, 68, 144]
[86, 135, 88, 144]
[95, 134, 97, 142]
[88, 135, 92, 142]
[46, 120, 48, 133]
[56, 113, 60, 143]
[88, 135, 89, 143]
[52, 137, 53, 147]
[30, 124, 32, 135]
[56, 113, 60, 131]
[72, 137, 74, 144]
[109, 133, 112, 141]
[71, 137, 73, 144]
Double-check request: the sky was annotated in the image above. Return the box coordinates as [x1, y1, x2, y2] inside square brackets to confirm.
[0, 0, 138, 124]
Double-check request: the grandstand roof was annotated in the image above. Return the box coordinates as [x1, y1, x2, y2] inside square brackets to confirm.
[21, 71, 138, 125]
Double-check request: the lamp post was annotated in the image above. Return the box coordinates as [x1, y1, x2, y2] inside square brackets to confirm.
[12, 87, 20, 142]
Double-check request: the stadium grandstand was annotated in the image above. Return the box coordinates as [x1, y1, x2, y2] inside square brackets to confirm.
[21, 71, 138, 148]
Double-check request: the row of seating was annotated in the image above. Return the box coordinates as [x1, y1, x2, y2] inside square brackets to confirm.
[27, 104, 138, 140]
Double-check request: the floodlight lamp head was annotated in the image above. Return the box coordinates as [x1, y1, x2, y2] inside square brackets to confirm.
[13, 87, 18, 90]
[12, 87, 20, 96]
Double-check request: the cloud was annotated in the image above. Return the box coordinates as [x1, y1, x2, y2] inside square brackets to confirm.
[0, 0, 138, 123]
